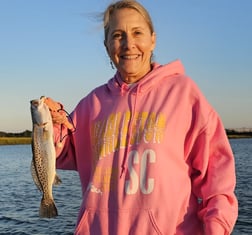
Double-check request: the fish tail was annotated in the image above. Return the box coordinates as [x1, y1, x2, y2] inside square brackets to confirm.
[39, 197, 58, 218]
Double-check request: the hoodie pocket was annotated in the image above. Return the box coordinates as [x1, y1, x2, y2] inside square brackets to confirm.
[75, 208, 163, 235]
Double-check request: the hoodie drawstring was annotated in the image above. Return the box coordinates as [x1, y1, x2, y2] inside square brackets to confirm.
[120, 84, 140, 178]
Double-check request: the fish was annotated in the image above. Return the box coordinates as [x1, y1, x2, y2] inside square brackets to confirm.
[30, 96, 61, 218]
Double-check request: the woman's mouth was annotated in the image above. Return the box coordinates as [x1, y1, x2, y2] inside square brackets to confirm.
[120, 54, 140, 60]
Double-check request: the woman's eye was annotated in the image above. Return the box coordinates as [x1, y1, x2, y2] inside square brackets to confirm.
[112, 33, 122, 39]
[134, 31, 142, 36]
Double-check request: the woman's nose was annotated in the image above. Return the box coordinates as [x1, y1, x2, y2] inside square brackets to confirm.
[122, 34, 135, 49]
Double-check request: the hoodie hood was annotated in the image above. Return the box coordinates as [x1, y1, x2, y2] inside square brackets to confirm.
[107, 60, 185, 95]
[106, 60, 185, 176]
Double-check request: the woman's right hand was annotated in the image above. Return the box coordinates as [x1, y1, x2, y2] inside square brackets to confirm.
[44, 97, 74, 130]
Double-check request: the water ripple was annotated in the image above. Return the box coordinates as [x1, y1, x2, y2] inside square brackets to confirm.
[0, 140, 251, 234]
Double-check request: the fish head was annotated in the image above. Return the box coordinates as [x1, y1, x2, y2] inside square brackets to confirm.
[30, 96, 52, 126]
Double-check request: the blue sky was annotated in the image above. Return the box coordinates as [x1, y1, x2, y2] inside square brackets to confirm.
[0, 0, 251, 132]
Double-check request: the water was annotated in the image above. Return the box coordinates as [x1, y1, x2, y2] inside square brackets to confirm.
[0, 145, 82, 235]
[230, 138, 252, 234]
[0, 139, 251, 234]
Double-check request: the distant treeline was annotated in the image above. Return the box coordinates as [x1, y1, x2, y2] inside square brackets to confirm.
[0, 129, 251, 139]
[226, 129, 252, 138]
[0, 130, 32, 138]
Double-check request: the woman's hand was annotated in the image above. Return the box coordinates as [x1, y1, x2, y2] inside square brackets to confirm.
[44, 97, 74, 130]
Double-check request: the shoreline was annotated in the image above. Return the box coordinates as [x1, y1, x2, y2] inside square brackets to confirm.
[228, 135, 252, 139]
[0, 134, 252, 146]
[0, 137, 32, 145]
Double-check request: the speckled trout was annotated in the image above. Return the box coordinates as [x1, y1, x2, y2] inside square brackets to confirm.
[30, 96, 61, 218]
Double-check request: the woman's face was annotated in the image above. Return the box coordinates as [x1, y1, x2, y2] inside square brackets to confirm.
[105, 8, 156, 83]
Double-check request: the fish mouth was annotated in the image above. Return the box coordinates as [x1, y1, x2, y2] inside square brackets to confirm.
[30, 96, 46, 106]
[30, 100, 40, 106]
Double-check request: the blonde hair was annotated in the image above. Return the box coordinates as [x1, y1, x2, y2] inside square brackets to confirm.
[103, 0, 155, 42]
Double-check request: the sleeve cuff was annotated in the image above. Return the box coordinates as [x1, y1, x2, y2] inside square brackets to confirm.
[204, 221, 227, 235]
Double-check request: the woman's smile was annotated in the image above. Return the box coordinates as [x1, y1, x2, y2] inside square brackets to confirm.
[105, 8, 156, 83]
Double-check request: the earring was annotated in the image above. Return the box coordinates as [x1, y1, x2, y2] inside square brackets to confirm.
[110, 60, 115, 70]
[151, 51, 154, 62]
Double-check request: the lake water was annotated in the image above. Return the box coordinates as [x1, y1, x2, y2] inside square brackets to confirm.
[0, 139, 251, 234]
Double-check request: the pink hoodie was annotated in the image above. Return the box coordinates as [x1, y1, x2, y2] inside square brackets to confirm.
[55, 60, 238, 235]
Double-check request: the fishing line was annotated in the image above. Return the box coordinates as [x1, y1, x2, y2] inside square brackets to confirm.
[57, 108, 76, 143]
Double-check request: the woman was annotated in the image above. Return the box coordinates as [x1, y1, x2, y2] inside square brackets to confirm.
[48, 0, 238, 234]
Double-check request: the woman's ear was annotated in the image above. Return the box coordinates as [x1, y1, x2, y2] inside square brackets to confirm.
[151, 32, 156, 51]
[104, 40, 109, 54]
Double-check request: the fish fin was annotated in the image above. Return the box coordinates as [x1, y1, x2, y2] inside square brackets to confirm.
[39, 197, 58, 218]
[30, 160, 42, 192]
[42, 127, 51, 140]
[53, 174, 62, 186]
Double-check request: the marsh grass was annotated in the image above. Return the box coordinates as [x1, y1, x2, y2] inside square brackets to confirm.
[228, 134, 252, 139]
[0, 137, 31, 145]
[0, 133, 250, 146]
